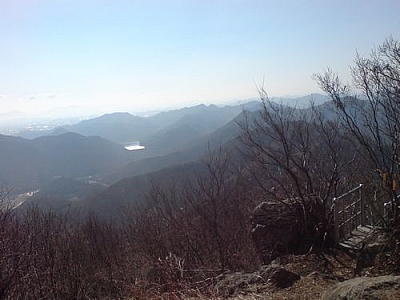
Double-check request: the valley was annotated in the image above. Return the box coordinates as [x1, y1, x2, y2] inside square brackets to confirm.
[1, 95, 329, 217]
[1, 99, 273, 215]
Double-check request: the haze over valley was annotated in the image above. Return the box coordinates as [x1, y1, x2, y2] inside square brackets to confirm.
[0, 91, 341, 217]
[2, 95, 328, 215]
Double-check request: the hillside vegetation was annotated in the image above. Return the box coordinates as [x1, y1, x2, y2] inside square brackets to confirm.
[1, 39, 400, 299]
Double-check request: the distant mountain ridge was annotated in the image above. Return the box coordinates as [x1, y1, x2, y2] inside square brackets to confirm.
[8, 95, 328, 145]
[55, 112, 157, 144]
[5, 94, 333, 213]
[270, 93, 329, 108]
[55, 104, 245, 149]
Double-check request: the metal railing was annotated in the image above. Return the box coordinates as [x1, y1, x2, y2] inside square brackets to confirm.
[333, 184, 397, 245]
[332, 184, 365, 244]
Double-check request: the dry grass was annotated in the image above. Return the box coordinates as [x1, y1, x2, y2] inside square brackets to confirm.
[130, 250, 357, 299]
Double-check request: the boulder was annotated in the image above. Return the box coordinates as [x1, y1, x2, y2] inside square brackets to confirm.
[321, 275, 400, 300]
[258, 265, 301, 288]
[251, 201, 305, 264]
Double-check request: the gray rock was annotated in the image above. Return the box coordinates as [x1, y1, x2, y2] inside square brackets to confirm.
[251, 201, 305, 264]
[321, 275, 400, 300]
[259, 265, 301, 288]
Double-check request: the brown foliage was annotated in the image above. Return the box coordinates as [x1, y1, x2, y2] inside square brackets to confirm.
[125, 148, 260, 277]
[0, 207, 138, 299]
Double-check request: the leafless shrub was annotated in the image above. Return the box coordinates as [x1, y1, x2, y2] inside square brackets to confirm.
[123, 147, 259, 292]
[238, 90, 363, 250]
[316, 37, 400, 225]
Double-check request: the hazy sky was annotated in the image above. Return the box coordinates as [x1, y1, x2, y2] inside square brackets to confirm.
[1, 0, 399, 117]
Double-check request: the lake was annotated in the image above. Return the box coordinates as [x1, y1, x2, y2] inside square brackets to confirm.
[124, 142, 145, 151]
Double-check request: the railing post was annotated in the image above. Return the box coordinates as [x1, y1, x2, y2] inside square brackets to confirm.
[333, 197, 340, 245]
[360, 184, 365, 226]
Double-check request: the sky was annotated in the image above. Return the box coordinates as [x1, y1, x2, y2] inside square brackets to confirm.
[1, 0, 399, 118]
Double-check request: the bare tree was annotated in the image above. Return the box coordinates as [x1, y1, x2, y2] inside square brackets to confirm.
[125, 146, 258, 278]
[185, 147, 253, 270]
[315, 37, 400, 224]
[239, 90, 361, 248]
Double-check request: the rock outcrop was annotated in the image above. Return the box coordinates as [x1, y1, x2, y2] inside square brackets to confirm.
[322, 275, 400, 300]
[251, 201, 306, 264]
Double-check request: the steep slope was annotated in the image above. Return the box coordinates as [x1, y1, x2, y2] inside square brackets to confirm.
[16, 177, 106, 213]
[141, 104, 244, 157]
[0, 132, 134, 193]
[0, 134, 43, 191]
[77, 161, 207, 219]
[31, 132, 132, 179]
[107, 109, 254, 182]
[33, 177, 106, 200]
